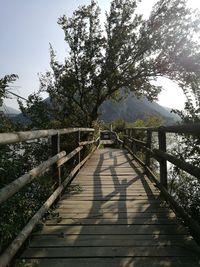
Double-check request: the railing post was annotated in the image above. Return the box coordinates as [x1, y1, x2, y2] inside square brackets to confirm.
[51, 133, 61, 187]
[123, 129, 127, 148]
[145, 130, 152, 168]
[78, 130, 81, 169]
[132, 129, 137, 155]
[158, 128, 167, 188]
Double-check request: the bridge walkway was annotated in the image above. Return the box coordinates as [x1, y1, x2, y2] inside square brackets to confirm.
[20, 148, 200, 267]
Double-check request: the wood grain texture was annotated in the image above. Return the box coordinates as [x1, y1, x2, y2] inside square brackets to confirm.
[17, 258, 200, 267]
[20, 148, 200, 267]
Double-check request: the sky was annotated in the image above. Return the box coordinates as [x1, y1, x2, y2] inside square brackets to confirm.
[0, 0, 199, 111]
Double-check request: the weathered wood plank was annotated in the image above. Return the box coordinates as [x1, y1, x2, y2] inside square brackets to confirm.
[56, 206, 176, 213]
[49, 211, 176, 219]
[17, 257, 200, 267]
[45, 217, 177, 225]
[74, 176, 153, 183]
[29, 234, 194, 247]
[21, 246, 198, 258]
[72, 180, 155, 185]
[61, 195, 161, 201]
[39, 224, 187, 235]
[57, 200, 165, 210]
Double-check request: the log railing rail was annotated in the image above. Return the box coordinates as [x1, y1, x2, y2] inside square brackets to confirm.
[123, 123, 200, 245]
[0, 127, 96, 267]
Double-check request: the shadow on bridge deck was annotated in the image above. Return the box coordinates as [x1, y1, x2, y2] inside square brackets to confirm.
[19, 148, 200, 267]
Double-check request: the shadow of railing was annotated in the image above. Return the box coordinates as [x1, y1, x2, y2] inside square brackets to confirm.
[26, 148, 200, 266]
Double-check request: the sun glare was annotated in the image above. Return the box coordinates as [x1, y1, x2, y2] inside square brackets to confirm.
[187, 0, 200, 10]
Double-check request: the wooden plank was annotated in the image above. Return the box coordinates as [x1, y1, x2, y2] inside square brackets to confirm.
[21, 246, 198, 258]
[45, 217, 177, 225]
[29, 234, 194, 247]
[79, 169, 135, 173]
[68, 188, 158, 193]
[84, 163, 132, 167]
[61, 195, 161, 201]
[68, 193, 159, 198]
[65, 184, 158, 190]
[58, 199, 163, 204]
[71, 183, 156, 189]
[73, 177, 153, 183]
[56, 207, 173, 213]
[74, 174, 151, 181]
[68, 186, 158, 192]
[73, 181, 148, 185]
[69, 186, 159, 191]
[70, 192, 159, 197]
[76, 174, 139, 177]
[67, 180, 157, 186]
[70, 190, 159, 194]
[55, 211, 176, 219]
[39, 224, 187, 235]
[66, 184, 158, 190]
[57, 201, 165, 211]
[17, 257, 200, 267]
[85, 164, 135, 168]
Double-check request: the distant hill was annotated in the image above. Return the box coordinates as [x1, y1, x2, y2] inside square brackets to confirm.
[2, 94, 179, 125]
[99, 94, 179, 124]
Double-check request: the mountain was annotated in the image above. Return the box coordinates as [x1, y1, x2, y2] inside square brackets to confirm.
[99, 94, 179, 124]
[0, 105, 20, 118]
[3, 94, 179, 125]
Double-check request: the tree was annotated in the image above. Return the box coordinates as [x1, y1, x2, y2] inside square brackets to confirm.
[25, 0, 200, 127]
[0, 75, 18, 132]
[0, 75, 55, 252]
[0, 74, 18, 107]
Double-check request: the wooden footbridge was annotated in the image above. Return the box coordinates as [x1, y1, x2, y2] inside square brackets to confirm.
[0, 125, 200, 266]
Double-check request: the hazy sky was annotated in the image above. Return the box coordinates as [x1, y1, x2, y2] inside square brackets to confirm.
[1, 0, 199, 110]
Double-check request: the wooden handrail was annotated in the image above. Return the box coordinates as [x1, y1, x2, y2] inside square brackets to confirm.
[0, 151, 66, 205]
[79, 140, 95, 146]
[123, 123, 200, 245]
[0, 126, 97, 266]
[124, 126, 200, 183]
[125, 146, 200, 245]
[57, 146, 83, 167]
[0, 127, 94, 145]
[154, 149, 200, 181]
[125, 134, 200, 181]
[124, 135, 146, 146]
[124, 122, 200, 134]
[0, 146, 96, 267]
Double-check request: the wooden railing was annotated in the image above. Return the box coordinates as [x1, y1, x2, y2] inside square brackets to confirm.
[0, 127, 97, 266]
[123, 123, 200, 244]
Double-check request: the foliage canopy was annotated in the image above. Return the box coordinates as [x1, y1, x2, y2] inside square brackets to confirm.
[24, 0, 200, 127]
